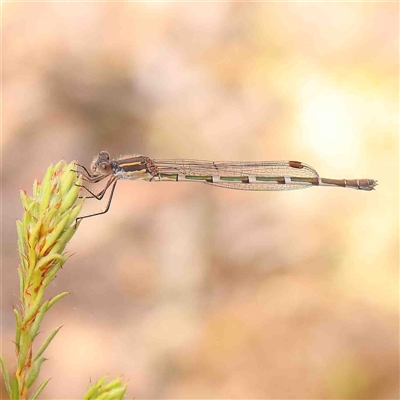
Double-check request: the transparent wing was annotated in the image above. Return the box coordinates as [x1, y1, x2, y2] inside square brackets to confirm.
[153, 159, 319, 178]
[205, 181, 312, 191]
[153, 159, 319, 191]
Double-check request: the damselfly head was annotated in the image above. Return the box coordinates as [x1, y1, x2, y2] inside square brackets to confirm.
[91, 151, 112, 176]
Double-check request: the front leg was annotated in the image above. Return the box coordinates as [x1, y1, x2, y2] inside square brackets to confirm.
[77, 176, 117, 200]
[75, 163, 92, 178]
[76, 180, 118, 223]
[72, 164, 107, 183]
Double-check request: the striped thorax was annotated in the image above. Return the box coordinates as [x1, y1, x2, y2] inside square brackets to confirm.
[91, 151, 157, 181]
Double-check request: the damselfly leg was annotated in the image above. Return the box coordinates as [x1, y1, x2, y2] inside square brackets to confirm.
[76, 176, 116, 200]
[73, 162, 119, 222]
[76, 179, 118, 223]
[73, 162, 110, 198]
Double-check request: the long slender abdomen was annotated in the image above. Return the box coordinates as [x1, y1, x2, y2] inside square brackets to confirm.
[318, 178, 377, 191]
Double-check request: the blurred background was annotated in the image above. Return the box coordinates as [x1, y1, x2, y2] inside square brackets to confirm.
[1, 2, 398, 399]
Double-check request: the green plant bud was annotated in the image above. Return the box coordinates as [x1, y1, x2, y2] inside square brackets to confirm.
[60, 162, 78, 195]
[65, 201, 84, 227]
[40, 214, 70, 256]
[20, 190, 30, 211]
[58, 182, 81, 214]
[39, 166, 55, 214]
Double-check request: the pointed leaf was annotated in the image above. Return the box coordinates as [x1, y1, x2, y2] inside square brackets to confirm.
[99, 377, 124, 392]
[32, 178, 39, 197]
[60, 163, 77, 195]
[17, 267, 25, 301]
[53, 160, 64, 172]
[41, 205, 61, 233]
[42, 262, 64, 287]
[28, 245, 37, 272]
[39, 164, 54, 213]
[26, 356, 47, 389]
[46, 292, 69, 310]
[49, 224, 79, 256]
[97, 386, 127, 400]
[17, 331, 31, 370]
[39, 213, 70, 256]
[83, 385, 99, 400]
[22, 285, 45, 326]
[14, 308, 22, 351]
[28, 301, 48, 340]
[33, 326, 63, 361]
[28, 215, 44, 249]
[58, 182, 81, 214]
[0, 356, 11, 396]
[65, 202, 84, 227]
[29, 378, 51, 400]
[20, 189, 31, 210]
[16, 220, 27, 268]
[34, 253, 65, 273]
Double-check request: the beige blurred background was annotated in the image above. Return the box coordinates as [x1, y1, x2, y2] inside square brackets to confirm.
[1, 2, 398, 399]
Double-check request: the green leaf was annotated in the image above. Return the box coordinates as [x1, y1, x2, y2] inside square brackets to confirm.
[28, 215, 44, 249]
[99, 378, 124, 392]
[39, 213, 70, 256]
[29, 292, 69, 341]
[65, 202, 84, 227]
[84, 376, 107, 400]
[97, 386, 127, 400]
[49, 223, 80, 256]
[60, 163, 77, 195]
[32, 178, 39, 197]
[22, 285, 45, 326]
[39, 164, 55, 214]
[17, 267, 25, 302]
[53, 160, 64, 172]
[41, 262, 64, 288]
[0, 356, 11, 396]
[29, 378, 51, 400]
[58, 182, 81, 214]
[84, 376, 126, 400]
[34, 254, 65, 273]
[46, 292, 69, 310]
[29, 201, 41, 222]
[20, 189, 30, 211]
[17, 331, 31, 370]
[11, 376, 20, 400]
[14, 308, 22, 351]
[26, 356, 47, 389]
[94, 376, 108, 388]
[28, 301, 48, 340]
[33, 326, 63, 361]
[28, 245, 37, 272]
[83, 385, 98, 400]
[41, 205, 61, 232]
[16, 220, 27, 269]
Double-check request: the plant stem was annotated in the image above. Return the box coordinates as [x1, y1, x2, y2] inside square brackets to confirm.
[12, 161, 83, 399]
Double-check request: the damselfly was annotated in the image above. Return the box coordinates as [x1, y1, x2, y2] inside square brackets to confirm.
[76, 151, 377, 221]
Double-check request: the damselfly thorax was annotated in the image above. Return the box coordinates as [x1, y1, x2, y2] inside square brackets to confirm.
[89, 151, 157, 181]
[76, 151, 377, 221]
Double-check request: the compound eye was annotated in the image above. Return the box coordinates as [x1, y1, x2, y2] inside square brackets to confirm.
[96, 162, 111, 175]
